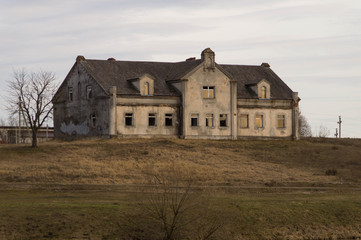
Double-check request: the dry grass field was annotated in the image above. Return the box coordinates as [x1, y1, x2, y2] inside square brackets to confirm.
[0, 138, 361, 239]
[0, 138, 360, 187]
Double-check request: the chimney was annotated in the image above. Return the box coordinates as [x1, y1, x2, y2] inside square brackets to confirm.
[107, 57, 116, 61]
[261, 62, 270, 68]
[76, 55, 85, 62]
[186, 57, 196, 61]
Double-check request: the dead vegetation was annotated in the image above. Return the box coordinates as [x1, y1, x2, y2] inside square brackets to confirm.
[0, 138, 360, 187]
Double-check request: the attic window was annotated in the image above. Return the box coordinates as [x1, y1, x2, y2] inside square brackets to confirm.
[86, 86, 92, 99]
[261, 86, 267, 99]
[144, 82, 149, 95]
[68, 87, 73, 102]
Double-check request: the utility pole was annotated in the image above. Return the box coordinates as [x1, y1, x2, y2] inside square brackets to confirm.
[18, 97, 22, 144]
[337, 116, 342, 138]
[334, 128, 338, 138]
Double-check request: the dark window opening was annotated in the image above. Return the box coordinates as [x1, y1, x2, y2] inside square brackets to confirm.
[165, 113, 173, 126]
[148, 113, 156, 126]
[191, 114, 199, 127]
[125, 113, 133, 126]
[219, 114, 227, 127]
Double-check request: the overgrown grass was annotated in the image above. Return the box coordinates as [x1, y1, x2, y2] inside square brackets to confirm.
[0, 138, 361, 239]
[0, 138, 360, 186]
[0, 188, 360, 239]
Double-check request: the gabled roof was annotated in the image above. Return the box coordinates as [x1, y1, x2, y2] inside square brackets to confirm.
[54, 49, 295, 101]
[79, 59, 202, 96]
[219, 64, 294, 99]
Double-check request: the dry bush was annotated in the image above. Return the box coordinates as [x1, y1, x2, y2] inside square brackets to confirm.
[124, 168, 223, 240]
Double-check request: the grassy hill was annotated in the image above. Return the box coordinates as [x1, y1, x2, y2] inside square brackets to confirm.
[0, 138, 361, 239]
[0, 138, 360, 186]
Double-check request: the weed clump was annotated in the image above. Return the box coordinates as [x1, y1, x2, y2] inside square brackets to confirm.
[325, 168, 337, 176]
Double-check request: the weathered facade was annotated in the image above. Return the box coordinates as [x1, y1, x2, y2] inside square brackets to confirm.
[52, 48, 300, 140]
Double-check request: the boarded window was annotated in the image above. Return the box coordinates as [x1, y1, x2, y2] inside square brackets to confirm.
[261, 86, 267, 99]
[191, 114, 199, 127]
[165, 113, 173, 126]
[219, 114, 227, 127]
[86, 86, 92, 99]
[68, 87, 73, 102]
[144, 82, 149, 95]
[240, 114, 249, 128]
[125, 113, 133, 126]
[206, 114, 214, 127]
[202, 86, 215, 99]
[148, 113, 156, 126]
[255, 114, 263, 128]
[277, 115, 285, 128]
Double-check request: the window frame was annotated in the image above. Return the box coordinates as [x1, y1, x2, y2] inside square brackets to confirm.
[86, 85, 92, 100]
[205, 113, 214, 127]
[255, 114, 264, 128]
[219, 114, 227, 127]
[68, 87, 73, 102]
[90, 113, 96, 127]
[261, 86, 267, 99]
[202, 86, 215, 99]
[148, 113, 157, 127]
[190, 113, 199, 127]
[125, 113, 134, 126]
[277, 114, 285, 129]
[240, 114, 249, 129]
[165, 113, 173, 127]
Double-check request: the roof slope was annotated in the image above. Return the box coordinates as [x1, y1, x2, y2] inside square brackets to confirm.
[80, 59, 202, 96]
[220, 64, 294, 99]
[56, 56, 294, 100]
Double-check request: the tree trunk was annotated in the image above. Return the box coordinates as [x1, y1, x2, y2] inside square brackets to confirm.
[32, 129, 38, 147]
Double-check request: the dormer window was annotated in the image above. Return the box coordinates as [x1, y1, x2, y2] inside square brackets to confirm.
[257, 79, 270, 99]
[144, 82, 149, 96]
[261, 86, 266, 99]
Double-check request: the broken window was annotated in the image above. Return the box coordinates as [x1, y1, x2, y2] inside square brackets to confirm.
[148, 113, 156, 126]
[90, 114, 96, 127]
[240, 114, 249, 128]
[202, 86, 215, 99]
[206, 114, 214, 127]
[277, 115, 285, 128]
[125, 113, 133, 126]
[191, 113, 199, 127]
[255, 114, 264, 128]
[68, 87, 73, 102]
[219, 114, 227, 127]
[86, 86, 92, 99]
[165, 113, 173, 126]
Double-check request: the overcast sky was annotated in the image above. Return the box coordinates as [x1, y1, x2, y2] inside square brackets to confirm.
[0, 0, 360, 138]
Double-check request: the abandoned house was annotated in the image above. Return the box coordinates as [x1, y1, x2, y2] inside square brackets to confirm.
[52, 48, 300, 140]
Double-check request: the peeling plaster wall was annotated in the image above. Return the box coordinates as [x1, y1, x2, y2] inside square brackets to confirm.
[116, 98, 179, 137]
[183, 66, 233, 139]
[237, 99, 293, 138]
[53, 63, 110, 139]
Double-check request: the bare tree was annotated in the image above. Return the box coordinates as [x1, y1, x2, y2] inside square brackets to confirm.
[7, 69, 57, 147]
[125, 169, 223, 240]
[298, 112, 312, 137]
[317, 124, 330, 138]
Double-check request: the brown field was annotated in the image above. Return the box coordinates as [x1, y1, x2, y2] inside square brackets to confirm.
[1, 137, 361, 187]
[0, 138, 361, 239]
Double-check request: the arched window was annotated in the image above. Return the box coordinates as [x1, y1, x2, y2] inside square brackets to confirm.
[144, 82, 149, 95]
[261, 86, 267, 99]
